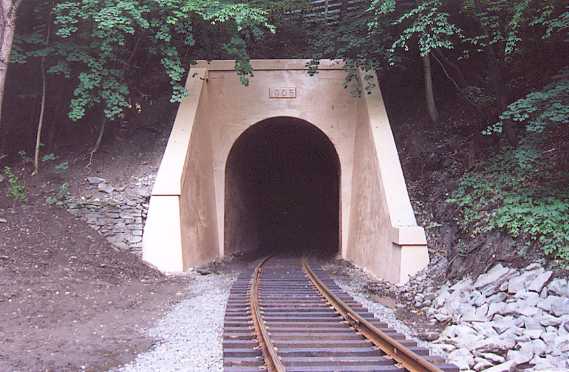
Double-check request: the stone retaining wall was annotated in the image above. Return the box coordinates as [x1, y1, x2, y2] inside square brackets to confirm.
[65, 175, 154, 255]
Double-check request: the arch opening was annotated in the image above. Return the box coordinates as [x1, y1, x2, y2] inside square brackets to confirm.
[224, 117, 340, 257]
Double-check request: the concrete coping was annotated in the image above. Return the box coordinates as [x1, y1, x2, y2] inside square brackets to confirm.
[193, 59, 345, 71]
[391, 226, 427, 246]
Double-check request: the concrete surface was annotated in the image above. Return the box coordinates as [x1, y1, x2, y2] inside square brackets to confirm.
[143, 59, 428, 283]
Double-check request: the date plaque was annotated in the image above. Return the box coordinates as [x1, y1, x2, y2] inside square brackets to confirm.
[269, 87, 297, 99]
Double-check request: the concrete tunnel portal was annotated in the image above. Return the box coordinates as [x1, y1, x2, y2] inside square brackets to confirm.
[143, 60, 430, 284]
[225, 117, 340, 257]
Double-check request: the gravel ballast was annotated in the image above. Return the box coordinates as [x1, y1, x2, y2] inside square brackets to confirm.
[331, 274, 436, 351]
[321, 261, 442, 354]
[115, 258, 436, 371]
[115, 271, 236, 372]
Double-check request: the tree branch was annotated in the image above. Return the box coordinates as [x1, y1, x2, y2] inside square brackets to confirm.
[431, 51, 484, 118]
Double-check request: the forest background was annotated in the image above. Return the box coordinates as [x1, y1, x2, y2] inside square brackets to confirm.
[0, 0, 567, 270]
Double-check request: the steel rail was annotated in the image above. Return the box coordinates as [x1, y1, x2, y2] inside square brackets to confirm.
[250, 257, 287, 372]
[302, 257, 443, 372]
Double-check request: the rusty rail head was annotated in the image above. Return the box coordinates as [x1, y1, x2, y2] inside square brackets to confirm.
[302, 258, 443, 372]
[250, 257, 287, 372]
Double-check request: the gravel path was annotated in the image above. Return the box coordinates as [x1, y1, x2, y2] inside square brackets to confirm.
[114, 271, 236, 372]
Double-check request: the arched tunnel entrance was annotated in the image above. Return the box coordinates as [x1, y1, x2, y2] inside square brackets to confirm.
[224, 117, 340, 257]
[143, 61, 430, 282]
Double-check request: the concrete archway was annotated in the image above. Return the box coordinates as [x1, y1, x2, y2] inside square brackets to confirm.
[224, 116, 341, 257]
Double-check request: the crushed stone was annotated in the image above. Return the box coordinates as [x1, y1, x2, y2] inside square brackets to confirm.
[115, 272, 236, 372]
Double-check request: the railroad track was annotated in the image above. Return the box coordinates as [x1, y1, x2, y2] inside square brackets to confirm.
[224, 256, 458, 371]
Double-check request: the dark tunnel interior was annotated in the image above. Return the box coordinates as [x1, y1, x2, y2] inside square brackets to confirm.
[225, 117, 340, 257]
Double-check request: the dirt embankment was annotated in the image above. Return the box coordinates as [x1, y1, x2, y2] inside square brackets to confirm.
[385, 87, 565, 280]
[0, 196, 188, 371]
[0, 111, 188, 371]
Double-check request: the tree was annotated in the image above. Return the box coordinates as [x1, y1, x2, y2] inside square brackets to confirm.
[462, 0, 568, 143]
[307, 0, 459, 124]
[387, 0, 461, 124]
[0, 0, 23, 133]
[10, 0, 274, 170]
[50, 0, 272, 122]
[32, 5, 51, 175]
[422, 54, 439, 123]
[4, 0, 567, 164]
[364, 0, 568, 141]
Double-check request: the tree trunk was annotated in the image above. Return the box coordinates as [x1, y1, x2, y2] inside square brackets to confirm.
[433, 49, 467, 88]
[339, 0, 348, 23]
[485, 44, 517, 145]
[0, 0, 22, 145]
[32, 15, 51, 175]
[87, 115, 106, 167]
[423, 53, 439, 125]
[472, 0, 517, 146]
[32, 58, 47, 174]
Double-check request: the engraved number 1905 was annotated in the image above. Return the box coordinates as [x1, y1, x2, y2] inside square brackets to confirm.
[269, 87, 297, 99]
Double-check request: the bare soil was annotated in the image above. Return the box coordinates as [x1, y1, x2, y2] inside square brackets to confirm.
[0, 117, 188, 371]
[0, 195, 187, 372]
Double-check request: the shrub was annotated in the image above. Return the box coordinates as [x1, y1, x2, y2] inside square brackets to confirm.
[448, 144, 569, 261]
[3, 166, 27, 203]
[46, 182, 70, 206]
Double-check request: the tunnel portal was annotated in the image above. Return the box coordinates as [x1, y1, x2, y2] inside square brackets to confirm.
[143, 59, 430, 284]
[225, 117, 340, 257]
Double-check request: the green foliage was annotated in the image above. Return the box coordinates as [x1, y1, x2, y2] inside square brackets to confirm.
[388, 0, 462, 57]
[224, 35, 254, 86]
[308, 0, 397, 95]
[46, 182, 70, 206]
[462, 1, 543, 55]
[41, 153, 57, 162]
[486, 69, 569, 135]
[3, 167, 27, 203]
[15, 0, 273, 123]
[491, 195, 569, 260]
[369, 0, 567, 61]
[528, 3, 569, 40]
[54, 161, 69, 173]
[368, 0, 569, 144]
[448, 145, 569, 261]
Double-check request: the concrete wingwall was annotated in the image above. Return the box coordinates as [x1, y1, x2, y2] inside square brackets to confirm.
[143, 60, 429, 283]
[346, 78, 429, 283]
[179, 79, 219, 267]
[142, 67, 218, 271]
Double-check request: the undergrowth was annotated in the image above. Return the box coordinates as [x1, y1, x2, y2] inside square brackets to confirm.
[448, 142, 569, 262]
[46, 182, 70, 206]
[3, 166, 27, 203]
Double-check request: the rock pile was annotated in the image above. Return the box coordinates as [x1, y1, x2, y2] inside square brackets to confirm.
[365, 254, 448, 307]
[427, 263, 569, 371]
